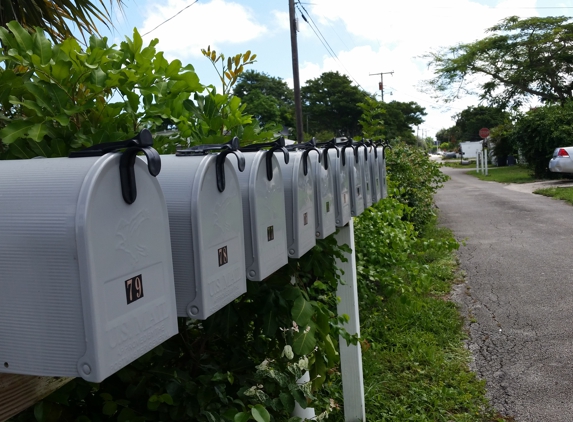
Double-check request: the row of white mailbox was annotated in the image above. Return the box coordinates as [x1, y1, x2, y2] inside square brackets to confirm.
[0, 131, 389, 383]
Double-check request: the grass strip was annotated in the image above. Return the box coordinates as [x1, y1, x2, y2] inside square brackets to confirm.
[358, 221, 509, 421]
[534, 186, 573, 205]
[466, 165, 536, 184]
[442, 161, 476, 169]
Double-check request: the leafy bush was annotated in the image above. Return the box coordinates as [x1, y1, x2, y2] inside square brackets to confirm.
[385, 144, 448, 230]
[510, 102, 573, 178]
[0, 22, 272, 159]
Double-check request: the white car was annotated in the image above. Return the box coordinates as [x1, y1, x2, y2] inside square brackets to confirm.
[549, 147, 573, 173]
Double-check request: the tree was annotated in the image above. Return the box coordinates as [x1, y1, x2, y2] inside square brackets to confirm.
[453, 105, 509, 142]
[301, 71, 369, 138]
[425, 16, 573, 108]
[510, 103, 573, 178]
[382, 101, 426, 143]
[359, 98, 426, 144]
[0, 0, 124, 43]
[233, 70, 294, 128]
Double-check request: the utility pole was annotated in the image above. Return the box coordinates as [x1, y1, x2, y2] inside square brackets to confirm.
[289, 0, 304, 143]
[369, 71, 393, 102]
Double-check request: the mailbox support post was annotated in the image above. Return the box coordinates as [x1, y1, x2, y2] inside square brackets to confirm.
[334, 219, 366, 421]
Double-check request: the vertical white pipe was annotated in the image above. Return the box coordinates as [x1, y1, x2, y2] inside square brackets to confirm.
[484, 149, 488, 176]
[292, 371, 316, 419]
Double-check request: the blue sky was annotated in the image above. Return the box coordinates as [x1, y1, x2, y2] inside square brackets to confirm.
[101, 0, 573, 138]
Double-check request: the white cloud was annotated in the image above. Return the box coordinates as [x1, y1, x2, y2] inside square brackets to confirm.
[139, 0, 267, 60]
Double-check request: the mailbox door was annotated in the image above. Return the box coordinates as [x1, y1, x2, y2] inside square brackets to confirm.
[240, 152, 288, 281]
[191, 156, 246, 319]
[312, 152, 336, 239]
[346, 149, 364, 217]
[281, 151, 316, 258]
[75, 153, 178, 382]
[359, 151, 373, 209]
[369, 148, 382, 203]
[328, 149, 351, 227]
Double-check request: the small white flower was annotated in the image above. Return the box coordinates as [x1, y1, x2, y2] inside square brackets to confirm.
[282, 345, 294, 360]
[292, 321, 299, 332]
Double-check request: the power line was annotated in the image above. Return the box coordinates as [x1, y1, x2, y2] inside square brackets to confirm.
[295, 1, 367, 91]
[142, 0, 199, 37]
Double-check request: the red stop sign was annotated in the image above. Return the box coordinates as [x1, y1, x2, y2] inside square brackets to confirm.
[479, 127, 490, 138]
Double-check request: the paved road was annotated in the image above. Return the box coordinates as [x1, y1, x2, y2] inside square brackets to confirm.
[435, 167, 573, 422]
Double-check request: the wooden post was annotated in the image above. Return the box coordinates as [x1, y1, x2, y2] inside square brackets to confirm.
[335, 219, 366, 421]
[0, 374, 72, 421]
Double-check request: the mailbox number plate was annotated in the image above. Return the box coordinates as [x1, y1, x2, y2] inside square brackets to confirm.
[218, 246, 228, 266]
[125, 274, 144, 305]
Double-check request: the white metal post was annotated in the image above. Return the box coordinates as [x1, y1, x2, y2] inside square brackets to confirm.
[335, 219, 366, 421]
[484, 149, 488, 176]
[476, 151, 481, 174]
[292, 371, 316, 419]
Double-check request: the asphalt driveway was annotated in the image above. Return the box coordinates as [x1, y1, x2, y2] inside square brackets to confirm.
[435, 167, 573, 422]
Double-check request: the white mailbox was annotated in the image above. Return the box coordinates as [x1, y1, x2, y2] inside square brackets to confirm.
[356, 141, 373, 209]
[368, 142, 383, 203]
[326, 145, 351, 227]
[0, 131, 178, 382]
[376, 142, 390, 199]
[234, 140, 289, 281]
[341, 141, 364, 217]
[157, 139, 247, 320]
[310, 143, 336, 239]
[280, 143, 319, 258]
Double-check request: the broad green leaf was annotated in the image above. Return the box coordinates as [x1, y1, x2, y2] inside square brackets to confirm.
[90, 67, 108, 88]
[310, 355, 327, 390]
[102, 401, 117, 416]
[262, 307, 278, 337]
[117, 408, 137, 422]
[53, 115, 70, 127]
[291, 296, 313, 326]
[291, 388, 307, 409]
[166, 60, 182, 78]
[44, 85, 71, 111]
[9, 139, 35, 159]
[0, 120, 35, 144]
[9, 98, 46, 117]
[23, 82, 52, 110]
[32, 30, 52, 65]
[132, 29, 143, 55]
[125, 91, 139, 113]
[7, 21, 33, 53]
[160, 393, 174, 405]
[315, 306, 330, 336]
[27, 123, 49, 142]
[324, 334, 339, 365]
[0, 26, 16, 50]
[280, 285, 302, 301]
[251, 404, 270, 422]
[202, 411, 217, 422]
[279, 392, 295, 414]
[172, 71, 202, 93]
[234, 412, 250, 422]
[293, 323, 317, 356]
